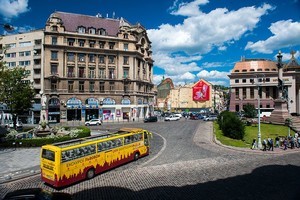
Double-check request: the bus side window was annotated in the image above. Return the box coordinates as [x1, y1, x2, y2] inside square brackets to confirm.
[98, 143, 103, 152]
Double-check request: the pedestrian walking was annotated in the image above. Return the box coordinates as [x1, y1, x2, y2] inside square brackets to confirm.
[251, 138, 256, 149]
[283, 137, 288, 150]
[262, 139, 267, 151]
[269, 138, 274, 151]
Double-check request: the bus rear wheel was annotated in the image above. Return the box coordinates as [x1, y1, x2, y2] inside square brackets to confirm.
[134, 152, 140, 161]
[86, 168, 95, 179]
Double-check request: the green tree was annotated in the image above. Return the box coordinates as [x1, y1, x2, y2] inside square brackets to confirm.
[0, 53, 35, 128]
[242, 103, 257, 118]
[218, 110, 245, 140]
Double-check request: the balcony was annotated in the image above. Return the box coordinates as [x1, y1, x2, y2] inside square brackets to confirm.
[33, 83, 41, 89]
[33, 64, 41, 69]
[67, 72, 75, 77]
[33, 74, 41, 79]
[33, 54, 41, 59]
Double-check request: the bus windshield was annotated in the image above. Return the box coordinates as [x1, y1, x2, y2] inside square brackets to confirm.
[42, 149, 55, 161]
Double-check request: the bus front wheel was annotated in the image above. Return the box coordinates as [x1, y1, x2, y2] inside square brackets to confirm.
[134, 152, 140, 161]
[86, 168, 95, 179]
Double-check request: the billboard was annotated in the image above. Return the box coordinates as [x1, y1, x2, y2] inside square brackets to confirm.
[193, 80, 210, 101]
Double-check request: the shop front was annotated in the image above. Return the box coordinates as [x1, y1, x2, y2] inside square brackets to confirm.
[84, 97, 99, 121]
[48, 98, 60, 123]
[66, 97, 82, 121]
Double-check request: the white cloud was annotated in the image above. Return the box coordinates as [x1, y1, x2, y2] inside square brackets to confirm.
[148, 1, 273, 86]
[245, 20, 300, 54]
[169, 0, 209, 17]
[0, 0, 30, 19]
[196, 70, 230, 80]
[148, 2, 273, 55]
[273, 50, 300, 61]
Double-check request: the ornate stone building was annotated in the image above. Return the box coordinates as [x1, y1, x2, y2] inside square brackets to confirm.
[43, 12, 155, 123]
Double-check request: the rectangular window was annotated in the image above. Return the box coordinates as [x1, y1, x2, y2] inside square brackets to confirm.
[51, 64, 58, 75]
[52, 37, 57, 45]
[79, 81, 84, 92]
[108, 56, 115, 64]
[109, 82, 115, 91]
[89, 40, 95, 48]
[78, 54, 85, 62]
[243, 88, 246, 99]
[99, 82, 105, 92]
[266, 87, 270, 98]
[78, 67, 85, 78]
[235, 88, 239, 99]
[242, 79, 246, 83]
[109, 42, 115, 49]
[51, 51, 58, 60]
[6, 43, 16, 48]
[89, 82, 95, 92]
[99, 68, 105, 78]
[7, 62, 16, 67]
[124, 43, 128, 51]
[67, 67, 74, 77]
[19, 41, 31, 47]
[68, 81, 74, 92]
[99, 55, 105, 64]
[6, 52, 16, 58]
[89, 28, 96, 34]
[123, 56, 129, 65]
[99, 41, 105, 49]
[19, 60, 31, 66]
[89, 68, 95, 78]
[235, 79, 239, 83]
[250, 87, 254, 99]
[67, 53, 75, 62]
[78, 39, 85, 47]
[89, 54, 95, 63]
[19, 51, 30, 56]
[123, 68, 129, 78]
[109, 68, 115, 79]
[68, 38, 75, 46]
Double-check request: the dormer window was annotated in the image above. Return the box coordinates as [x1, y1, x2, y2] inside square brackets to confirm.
[89, 28, 96, 34]
[242, 69, 247, 72]
[99, 28, 106, 36]
[124, 34, 129, 39]
[78, 26, 86, 34]
[51, 26, 58, 31]
[257, 69, 263, 71]
[234, 70, 239, 72]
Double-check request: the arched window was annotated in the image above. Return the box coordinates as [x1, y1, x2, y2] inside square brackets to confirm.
[137, 98, 143, 105]
[121, 98, 131, 105]
[103, 98, 116, 105]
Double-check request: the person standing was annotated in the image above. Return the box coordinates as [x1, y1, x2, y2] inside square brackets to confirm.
[262, 139, 267, 151]
[283, 137, 288, 150]
[275, 136, 280, 148]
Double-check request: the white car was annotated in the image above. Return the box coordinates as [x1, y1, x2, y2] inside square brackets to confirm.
[5, 121, 23, 129]
[164, 115, 180, 121]
[203, 115, 218, 121]
[85, 119, 102, 126]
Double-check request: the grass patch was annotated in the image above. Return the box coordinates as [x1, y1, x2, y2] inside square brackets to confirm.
[214, 121, 295, 148]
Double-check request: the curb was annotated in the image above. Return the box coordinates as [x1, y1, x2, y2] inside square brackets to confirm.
[0, 166, 40, 184]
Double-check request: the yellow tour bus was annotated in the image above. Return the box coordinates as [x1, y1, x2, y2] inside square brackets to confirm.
[41, 127, 152, 187]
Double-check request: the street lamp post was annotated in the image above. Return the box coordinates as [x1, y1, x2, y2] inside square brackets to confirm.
[252, 75, 265, 149]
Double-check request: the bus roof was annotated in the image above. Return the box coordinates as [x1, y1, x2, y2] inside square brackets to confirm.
[45, 128, 146, 149]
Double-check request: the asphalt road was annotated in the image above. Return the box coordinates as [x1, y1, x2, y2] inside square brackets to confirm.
[1, 120, 300, 200]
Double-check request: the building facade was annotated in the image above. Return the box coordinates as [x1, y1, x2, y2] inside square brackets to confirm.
[0, 30, 44, 124]
[228, 53, 300, 118]
[0, 11, 155, 124]
[156, 78, 225, 113]
[43, 12, 155, 123]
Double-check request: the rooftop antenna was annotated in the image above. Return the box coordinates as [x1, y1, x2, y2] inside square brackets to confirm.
[112, 11, 115, 19]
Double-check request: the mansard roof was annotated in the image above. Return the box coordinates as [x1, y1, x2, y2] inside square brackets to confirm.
[49, 11, 125, 36]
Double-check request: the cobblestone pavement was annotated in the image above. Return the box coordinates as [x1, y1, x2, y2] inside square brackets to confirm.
[1, 120, 300, 200]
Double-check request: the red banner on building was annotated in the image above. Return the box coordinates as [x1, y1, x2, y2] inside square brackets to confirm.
[193, 80, 210, 101]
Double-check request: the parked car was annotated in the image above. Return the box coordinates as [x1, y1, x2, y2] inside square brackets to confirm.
[5, 121, 23, 130]
[3, 188, 72, 200]
[85, 119, 102, 126]
[203, 115, 218, 121]
[164, 115, 180, 121]
[144, 116, 158, 123]
[174, 113, 182, 118]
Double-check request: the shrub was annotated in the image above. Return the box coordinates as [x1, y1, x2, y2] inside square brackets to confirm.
[218, 111, 245, 140]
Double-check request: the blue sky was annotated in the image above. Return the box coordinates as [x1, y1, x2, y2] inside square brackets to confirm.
[0, 0, 299, 86]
